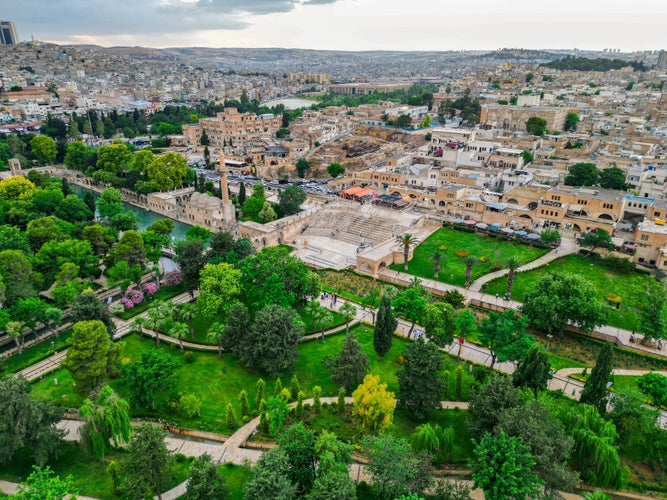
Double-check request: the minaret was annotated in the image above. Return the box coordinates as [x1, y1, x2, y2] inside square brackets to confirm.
[220, 167, 229, 204]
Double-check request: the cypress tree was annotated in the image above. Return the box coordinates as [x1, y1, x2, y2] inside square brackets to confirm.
[373, 295, 396, 360]
[226, 403, 237, 429]
[331, 332, 370, 393]
[313, 386, 322, 413]
[274, 378, 282, 396]
[255, 379, 265, 410]
[513, 347, 551, 397]
[580, 342, 614, 414]
[239, 389, 249, 417]
[238, 182, 247, 205]
[289, 375, 301, 400]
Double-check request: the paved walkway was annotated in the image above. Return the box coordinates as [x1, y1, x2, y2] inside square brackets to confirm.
[468, 236, 579, 292]
[19, 291, 197, 382]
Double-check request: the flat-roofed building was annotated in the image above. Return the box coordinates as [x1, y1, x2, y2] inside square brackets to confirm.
[182, 107, 281, 147]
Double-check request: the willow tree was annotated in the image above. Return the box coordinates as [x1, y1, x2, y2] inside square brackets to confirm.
[79, 385, 131, 462]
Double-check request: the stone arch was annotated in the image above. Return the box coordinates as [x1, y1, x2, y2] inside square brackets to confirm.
[506, 198, 519, 204]
[519, 214, 532, 220]
[527, 201, 538, 210]
[598, 213, 613, 221]
[359, 261, 372, 274]
[439, 200, 446, 206]
[572, 224, 582, 232]
[391, 191, 401, 197]
[503, 118, 510, 130]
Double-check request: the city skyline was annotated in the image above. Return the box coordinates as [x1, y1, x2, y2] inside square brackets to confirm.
[3, 0, 666, 52]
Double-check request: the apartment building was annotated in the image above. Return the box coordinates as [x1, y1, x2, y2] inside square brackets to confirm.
[182, 107, 281, 147]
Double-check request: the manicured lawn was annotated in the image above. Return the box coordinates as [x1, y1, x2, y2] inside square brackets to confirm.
[481, 254, 659, 331]
[0, 442, 191, 500]
[160, 306, 348, 345]
[219, 463, 252, 500]
[32, 325, 478, 435]
[391, 227, 548, 287]
[115, 284, 185, 320]
[2, 329, 73, 374]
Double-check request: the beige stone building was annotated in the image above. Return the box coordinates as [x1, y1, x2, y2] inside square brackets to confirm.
[182, 107, 281, 148]
[480, 105, 570, 133]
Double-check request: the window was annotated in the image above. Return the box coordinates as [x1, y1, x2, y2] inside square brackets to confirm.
[577, 199, 588, 205]
[465, 202, 474, 209]
[602, 203, 614, 209]
[641, 234, 649, 241]
[551, 195, 561, 201]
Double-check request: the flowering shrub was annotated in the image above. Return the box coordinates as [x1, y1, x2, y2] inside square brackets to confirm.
[124, 288, 145, 305]
[164, 270, 182, 286]
[109, 303, 125, 314]
[120, 298, 134, 309]
[144, 283, 158, 295]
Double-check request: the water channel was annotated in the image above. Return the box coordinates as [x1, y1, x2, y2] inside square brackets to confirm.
[70, 184, 192, 241]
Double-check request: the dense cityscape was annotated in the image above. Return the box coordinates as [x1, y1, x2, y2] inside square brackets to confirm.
[0, 13, 666, 500]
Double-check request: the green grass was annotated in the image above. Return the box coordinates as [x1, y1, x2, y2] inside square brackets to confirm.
[317, 269, 388, 307]
[160, 306, 348, 345]
[0, 442, 191, 500]
[391, 227, 548, 287]
[219, 463, 252, 500]
[2, 329, 73, 374]
[115, 284, 185, 320]
[32, 325, 478, 435]
[481, 253, 659, 331]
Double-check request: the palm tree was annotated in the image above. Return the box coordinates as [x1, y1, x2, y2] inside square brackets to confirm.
[463, 256, 478, 288]
[146, 307, 163, 347]
[582, 490, 610, 500]
[397, 233, 419, 271]
[44, 308, 63, 338]
[170, 321, 189, 352]
[339, 302, 357, 333]
[505, 256, 521, 298]
[363, 288, 380, 323]
[152, 263, 161, 289]
[177, 302, 196, 339]
[306, 300, 322, 333]
[432, 251, 443, 278]
[6, 321, 24, 354]
[207, 322, 225, 357]
[313, 307, 334, 342]
[131, 317, 146, 340]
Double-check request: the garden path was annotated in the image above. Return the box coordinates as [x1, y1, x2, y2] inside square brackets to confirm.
[18, 291, 196, 382]
[467, 235, 579, 292]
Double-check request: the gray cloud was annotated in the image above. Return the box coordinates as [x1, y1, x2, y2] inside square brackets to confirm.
[4, 0, 337, 40]
[301, 0, 338, 4]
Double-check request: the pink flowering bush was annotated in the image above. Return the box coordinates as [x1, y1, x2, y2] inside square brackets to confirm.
[165, 270, 182, 286]
[124, 288, 145, 305]
[144, 283, 158, 295]
[120, 298, 134, 309]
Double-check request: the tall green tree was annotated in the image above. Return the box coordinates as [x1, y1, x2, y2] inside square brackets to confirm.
[326, 162, 345, 178]
[243, 448, 297, 500]
[79, 385, 131, 461]
[186, 453, 230, 500]
[174, 239, 207, 297]
[512, 347, 551, 396]
[362, 433, 431, 500]
[420, 302, 455, 347]
[30, 136, 58, 164]
[636, 372, 667, 408]
[578, 228, 614, 255]
[393, 284, 428, 337]
[295, 158, 311, 178]
[505, 257, 521, 298]
[278, 185, 307, 216]
[373, 295, 396, 359]
[278, 423, 317, 494]
[580, 342, 614, 414]
[478, 309, 533, 369]
[633, 277, 666, 343]
[564, 162, 600, 186]
[599, 167, 628, 190]
[496, 400, 578, 493]
[330, 332, 369, 393]
[525, 116, 547, 136]
[120, 424, 174, 500]
[146, 152, 190, 191]
[468, 375, 522, 439]
[470, 431, 542, 500]
[122, 350, 180, 410]
[521, 273, 608, 335]
[69, 292, 115, 335]
[352, 374, 396, 434]
[560, 405, 629, 489]
[62, 320, 118, 397]
[197, 263, 242, 319]
[397, 338, 445, 420]
[0, 376, 65, 466]
[240, 304, 304, 376]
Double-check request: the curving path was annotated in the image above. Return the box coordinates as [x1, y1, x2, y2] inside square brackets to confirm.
[468, 236, 579, 292]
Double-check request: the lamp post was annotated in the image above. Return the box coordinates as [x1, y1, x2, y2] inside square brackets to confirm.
[546, 334, 553, 352]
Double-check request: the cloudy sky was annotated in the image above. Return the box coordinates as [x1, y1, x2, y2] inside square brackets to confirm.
[4, 0, 667, 51]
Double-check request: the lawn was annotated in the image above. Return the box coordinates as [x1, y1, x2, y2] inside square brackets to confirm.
[2, 329, 73, 374]
[0, 442, 191, 500]
[32, 325, 478, 435]
[391, 227, 548, 287]
[219, 463, 251, 500]
[159, 306, 348, 345]
[317, 269, 388, 307]
[481, 253, 659, 331]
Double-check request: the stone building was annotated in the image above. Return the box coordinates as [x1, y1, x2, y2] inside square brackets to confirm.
[480, 105, 570, 132]
[182, 107, 282, 148]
